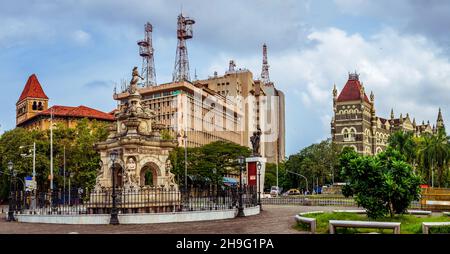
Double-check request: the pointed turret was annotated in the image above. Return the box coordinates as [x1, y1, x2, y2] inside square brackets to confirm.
[17, 74, 49, 104]
[260, 43, 271, 85]
[360, 82, 365, 101]
[437, 108, 445, 130]
[16, 74, 49, 126]
[370, 91, 374, 102]
[391, 109, 394, 120]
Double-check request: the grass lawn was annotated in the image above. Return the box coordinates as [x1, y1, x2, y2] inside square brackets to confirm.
[294, 212, 450, 234]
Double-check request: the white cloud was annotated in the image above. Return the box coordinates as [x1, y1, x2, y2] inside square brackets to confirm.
[207, 27, 450, 152]
[71, 30, 91, 45]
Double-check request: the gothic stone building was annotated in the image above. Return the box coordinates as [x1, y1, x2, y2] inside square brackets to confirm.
[331, 73, 445, 155]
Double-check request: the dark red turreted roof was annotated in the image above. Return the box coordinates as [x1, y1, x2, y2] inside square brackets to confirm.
[38, 105, 115, 121]
[337, 78, 370, 103]
[17, 74, 49, 104]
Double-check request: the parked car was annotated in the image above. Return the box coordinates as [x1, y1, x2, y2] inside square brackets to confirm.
[270, 186, 282, 197]
[284, 189, 300, 196]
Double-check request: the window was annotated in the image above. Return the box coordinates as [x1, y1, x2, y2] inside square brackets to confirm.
[37, 102, 43, 110]
[343, 129, 349, 140]
[32, 101, 37, 110]
[343, 128, 356, 142]
[349, 128, 356, 141]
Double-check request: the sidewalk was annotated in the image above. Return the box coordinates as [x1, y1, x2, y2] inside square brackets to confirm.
[0, 205, 355, 234]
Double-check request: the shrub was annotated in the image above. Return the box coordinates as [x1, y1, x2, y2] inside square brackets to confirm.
[340, 147, 421, 219]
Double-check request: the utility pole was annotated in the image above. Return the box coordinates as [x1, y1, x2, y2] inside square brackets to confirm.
[63, 146, 66, 204]
[276, 152, 279, 197]
[184, 132, 188, 190]
[32, 142, 36, 182]
[50, 108, 54, 191]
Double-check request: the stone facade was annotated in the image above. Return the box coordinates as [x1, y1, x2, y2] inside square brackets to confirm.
[331, 73, 445, 155]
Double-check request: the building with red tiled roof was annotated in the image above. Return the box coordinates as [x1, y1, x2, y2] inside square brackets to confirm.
[331, 72, 443, 156]
[16, 74, 115, 130]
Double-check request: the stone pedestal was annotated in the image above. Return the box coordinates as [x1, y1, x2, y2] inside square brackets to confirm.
[246, 157, 267, 198]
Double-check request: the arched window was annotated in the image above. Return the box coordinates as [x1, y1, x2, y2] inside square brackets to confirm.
[37, 102, 43, 110]
[32, 101, 37, 110]
[144, 170, 154, 186]
[365, 131, 370, 143]
[343, 129, 349, 141]
[349, 128, 356, 141]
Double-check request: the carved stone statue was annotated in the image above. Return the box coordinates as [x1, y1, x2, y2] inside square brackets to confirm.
[250, 127, 262, 156]
[165, 159, 176, 187]
[129, 67, 143, 94]
[94, 161, 105, 190]
[124, 157, 138, 188]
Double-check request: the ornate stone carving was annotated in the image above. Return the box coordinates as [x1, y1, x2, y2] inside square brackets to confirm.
[93, 66, 178, 191]
[124, 157, 139, 189]
[165, 159, 176, 187]
[129, 66, 142, 94]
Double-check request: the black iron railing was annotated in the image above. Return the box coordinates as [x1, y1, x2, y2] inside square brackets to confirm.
[10, 185, 258, 215]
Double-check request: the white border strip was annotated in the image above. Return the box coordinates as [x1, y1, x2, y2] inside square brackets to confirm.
[14, 206, 260, 225]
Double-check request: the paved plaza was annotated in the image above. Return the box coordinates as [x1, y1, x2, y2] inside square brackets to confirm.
[0, 205, 354, 234]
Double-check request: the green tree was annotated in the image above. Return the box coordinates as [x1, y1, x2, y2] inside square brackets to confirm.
[0, 128, 50, 200]
[340, 147, 421, 219]
[264, 162, 288, 191]
[284, 139, 339, 192]
[0, 119, 109, 199]
[169, 141, 251, 187]
[160, 129, 173, 140]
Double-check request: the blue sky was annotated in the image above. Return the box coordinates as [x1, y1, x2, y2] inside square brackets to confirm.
[2, 0, 450, 157]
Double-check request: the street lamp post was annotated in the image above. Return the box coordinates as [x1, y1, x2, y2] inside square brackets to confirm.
[184, 132, 187, 192]
[257, 161, 262, 211]
[109, 150, 119, 225]
[68, 171, 74, 206]
[20, 142, 37, 208]
[286, 170, 309, 194]
[237, 156, 245, 217]
[7, 161, 15, 222]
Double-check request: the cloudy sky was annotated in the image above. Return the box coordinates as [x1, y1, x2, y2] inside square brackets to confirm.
[1, 0, 450, 156]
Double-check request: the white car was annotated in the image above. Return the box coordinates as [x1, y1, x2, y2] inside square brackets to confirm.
[270, 186, 281, 197]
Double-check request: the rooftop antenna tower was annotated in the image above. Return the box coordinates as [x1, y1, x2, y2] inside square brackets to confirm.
[137, 22, 157, 86]
[173, 13, 195, 82]
[260, 43, 271, 85]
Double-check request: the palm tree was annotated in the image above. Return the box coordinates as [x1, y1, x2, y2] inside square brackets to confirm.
[433, 130, 450, 187]
[418, 134, 434, 186]
[388, 131, 417, 164]
[418, 131, 449, 187]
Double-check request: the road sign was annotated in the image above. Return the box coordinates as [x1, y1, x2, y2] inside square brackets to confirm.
[25, 176, 36, 191]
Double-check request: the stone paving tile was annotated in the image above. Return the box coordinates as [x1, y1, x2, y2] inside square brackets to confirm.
[0, 205, 353, 234]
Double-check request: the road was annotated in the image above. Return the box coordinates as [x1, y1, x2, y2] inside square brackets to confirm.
[0, 205, 354, 234]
